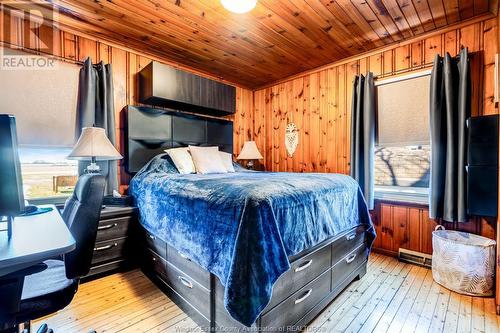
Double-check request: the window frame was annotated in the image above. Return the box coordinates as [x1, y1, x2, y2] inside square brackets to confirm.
[374, 69, 432, 204]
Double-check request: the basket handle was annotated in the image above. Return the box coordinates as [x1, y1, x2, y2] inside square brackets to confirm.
[435, 225, 446, 231]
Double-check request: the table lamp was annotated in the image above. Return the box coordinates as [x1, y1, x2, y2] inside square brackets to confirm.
[237, 141, 263, 170]
[68, 127, 122, 173]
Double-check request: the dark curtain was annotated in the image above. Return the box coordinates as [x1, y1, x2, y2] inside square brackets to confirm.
[350, 72, 375, 210]
[429, 48, 471, 222]
[76, 57, 118, 195]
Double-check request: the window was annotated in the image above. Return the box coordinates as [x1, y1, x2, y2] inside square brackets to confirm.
[0, 48, 80, 200]
[374, 71, 431, 202]
[19, 147, 78, 200]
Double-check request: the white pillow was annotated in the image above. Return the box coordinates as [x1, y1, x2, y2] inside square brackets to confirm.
[188, 146, 227, 174]
[164, 147, 195, 174]
[219, 151, 235, 173]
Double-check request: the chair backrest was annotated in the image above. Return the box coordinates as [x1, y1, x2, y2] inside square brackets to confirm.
[62, 174, 105, 279]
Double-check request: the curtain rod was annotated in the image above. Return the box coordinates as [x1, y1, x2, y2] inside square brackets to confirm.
[374, 62, 434, 80]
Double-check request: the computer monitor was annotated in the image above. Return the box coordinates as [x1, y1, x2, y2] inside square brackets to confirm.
[0, 115, 25, 225]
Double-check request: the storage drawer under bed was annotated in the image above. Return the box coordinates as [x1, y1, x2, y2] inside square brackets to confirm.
[260, 269, 331, 330]
[266, 244, 331, 310]
[144, 231, 167, 258]
[331, 225, 367, 263]
[161, 261, 211, 319]
[332, 243, 369, 291]
[166, 244, 211, 290]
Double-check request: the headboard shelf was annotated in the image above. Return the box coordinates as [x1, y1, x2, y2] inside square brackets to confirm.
[124, 105, 233, 173]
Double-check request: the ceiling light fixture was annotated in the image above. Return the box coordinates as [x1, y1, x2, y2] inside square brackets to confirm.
[221, 0, 257, 14]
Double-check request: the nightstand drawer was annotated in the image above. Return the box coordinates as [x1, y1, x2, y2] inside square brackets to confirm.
[96, 216, 132, 242]
[91, 238, 128, 265]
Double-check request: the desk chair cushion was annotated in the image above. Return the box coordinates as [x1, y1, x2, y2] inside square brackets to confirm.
[17, 260, 78, 323]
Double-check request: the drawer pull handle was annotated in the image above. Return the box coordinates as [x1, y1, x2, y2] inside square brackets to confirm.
[179, 252, 190, 261]
[346, 253, 357, 264]
[98, 223, 118, 230]
[178, 276, 193, 289]
[148, 234, 156, 240]
[346, 233, 356, 241]
[294, 260, 313, 272]
[294, 289, 312, 304]
[94, 243, 118, 251]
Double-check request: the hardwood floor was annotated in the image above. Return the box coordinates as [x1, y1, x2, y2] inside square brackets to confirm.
[34, 253, 499, 332]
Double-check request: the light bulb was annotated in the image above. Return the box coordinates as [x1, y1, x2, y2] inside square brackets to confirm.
[221, 0, 257, 14]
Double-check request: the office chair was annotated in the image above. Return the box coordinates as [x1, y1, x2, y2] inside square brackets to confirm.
[11, 174, 106, 333]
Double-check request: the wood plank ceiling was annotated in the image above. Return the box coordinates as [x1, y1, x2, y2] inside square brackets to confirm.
[11, 0, 496, 88]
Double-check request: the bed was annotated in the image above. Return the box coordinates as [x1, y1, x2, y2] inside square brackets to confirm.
[125, 106, 376, 332]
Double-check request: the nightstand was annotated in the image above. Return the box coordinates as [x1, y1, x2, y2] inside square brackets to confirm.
[83, 205, 138, 280]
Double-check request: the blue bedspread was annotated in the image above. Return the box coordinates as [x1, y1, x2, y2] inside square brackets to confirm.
[129, 155, 375, 326]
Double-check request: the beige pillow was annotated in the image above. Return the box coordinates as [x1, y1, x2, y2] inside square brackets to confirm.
[188, 146, 227, 174]
[164, 147, 195, 174]
[219, 151, 235, 173]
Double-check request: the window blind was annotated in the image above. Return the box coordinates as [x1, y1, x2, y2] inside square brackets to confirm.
[0, 48, 79, 147]
[376, 73, 430, 147]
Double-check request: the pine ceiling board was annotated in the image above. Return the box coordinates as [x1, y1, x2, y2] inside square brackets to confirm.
[411, 0, 438, 31]
[285, 0, 367, 53]
[55, 0, 277, 78]
[48, 3, 269, 84]
[335, 0, 394, 45]
[365, 0, 408, 39]
[112, 0, 296, 70]
[379, 0, 415, 38]
[243, 2, 337, 64]
[301, 0, 371, 52]
[19, 0, 490, 88]
[443, 0, 462, 22]
[459, 0, 477, 18]
[258, 0, 348, 59]
[157, 0, 317, 69]
[474, 0, 490, 14]
[349, 0, 398, 42]
[317, 0, 384, 48]
[318, 0, 384, 49]
[396, 0, 426, 34]
[427, 0, 449, 27]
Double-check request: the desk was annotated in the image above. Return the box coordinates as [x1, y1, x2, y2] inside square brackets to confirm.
[0, 205, 76, 277]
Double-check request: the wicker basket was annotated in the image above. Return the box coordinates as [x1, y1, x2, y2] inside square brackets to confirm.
[432, 225, 496, 296]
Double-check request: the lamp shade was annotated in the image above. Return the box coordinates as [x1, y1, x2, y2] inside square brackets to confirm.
[68, 127, 122, 161]
[237, 141, 263, 160]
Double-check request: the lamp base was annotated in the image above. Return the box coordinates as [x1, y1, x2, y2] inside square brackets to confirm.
[85, 161, 101, 174]
[246, 160, 255, 170]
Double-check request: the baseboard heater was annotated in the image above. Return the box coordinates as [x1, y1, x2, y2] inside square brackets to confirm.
[398, 248, 432, 268]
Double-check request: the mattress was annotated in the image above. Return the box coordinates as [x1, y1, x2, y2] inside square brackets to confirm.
[129, 154, 375, 326]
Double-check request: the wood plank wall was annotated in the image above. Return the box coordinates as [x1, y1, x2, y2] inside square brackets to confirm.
[253, 16, 499, 254]
[0, 10, 253, 192]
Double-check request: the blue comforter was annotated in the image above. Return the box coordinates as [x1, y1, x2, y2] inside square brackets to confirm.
[129, 155, 375, 326]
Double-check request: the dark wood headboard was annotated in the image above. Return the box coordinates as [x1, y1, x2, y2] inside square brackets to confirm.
[124, 105, 233, 173]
